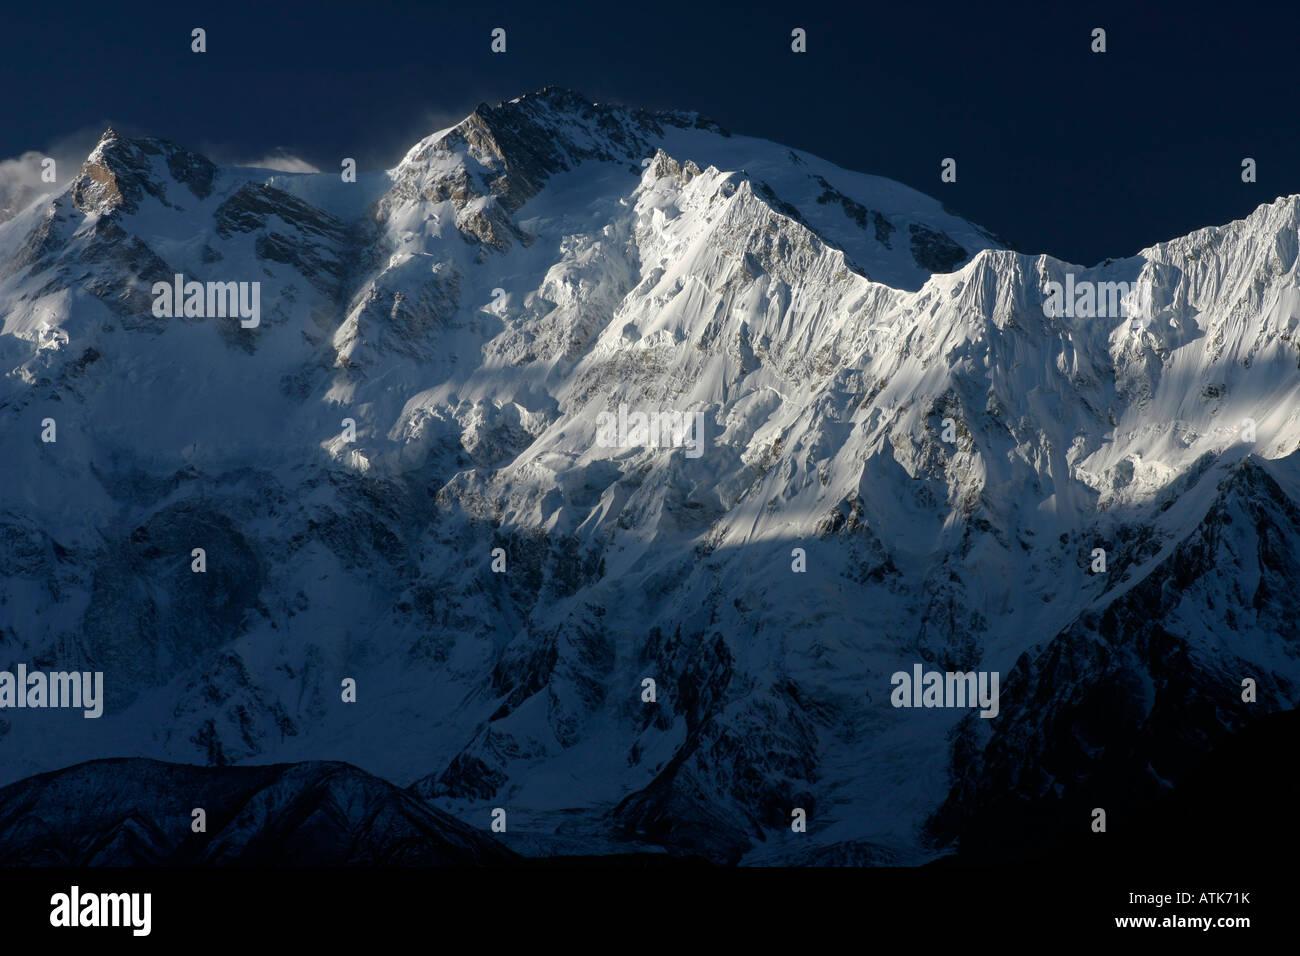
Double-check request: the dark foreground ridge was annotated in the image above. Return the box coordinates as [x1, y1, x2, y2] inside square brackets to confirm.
[3, 707, 1295, 868]
[0, 758, 515, 866]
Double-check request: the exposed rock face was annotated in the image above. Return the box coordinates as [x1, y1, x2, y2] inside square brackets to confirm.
[71, 129, 216, 216]
[928, 457, 1300, 861]
[909, 222, 967, 272]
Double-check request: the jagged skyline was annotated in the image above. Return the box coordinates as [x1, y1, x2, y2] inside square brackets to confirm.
[3, 1, 1299, 265]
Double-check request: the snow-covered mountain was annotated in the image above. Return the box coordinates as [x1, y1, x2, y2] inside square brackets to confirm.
[2, 87, 1297, 864]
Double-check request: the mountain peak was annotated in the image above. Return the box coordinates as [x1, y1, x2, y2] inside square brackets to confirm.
[383, 88, 733, 237]
[71, 131, 216, 216]
[502, 84, 592, 110]
[451, 87, 729, 161]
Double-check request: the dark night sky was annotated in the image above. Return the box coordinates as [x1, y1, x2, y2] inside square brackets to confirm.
[3, 0, 1296, 265]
